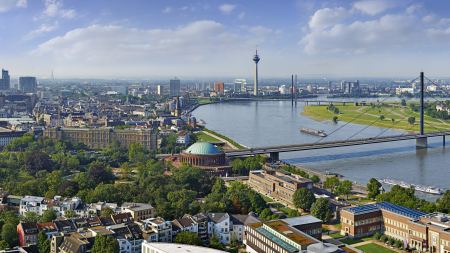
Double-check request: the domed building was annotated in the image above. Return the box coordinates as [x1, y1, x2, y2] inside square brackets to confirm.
[170, 142, 231, 176]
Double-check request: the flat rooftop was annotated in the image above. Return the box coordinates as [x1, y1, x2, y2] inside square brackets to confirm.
[377, 202, 427, 220]
[345, 202, 427, 220]
[250, 220, 317, 250]
[283, 216, 322, 226]
[143, 242, 227, 253]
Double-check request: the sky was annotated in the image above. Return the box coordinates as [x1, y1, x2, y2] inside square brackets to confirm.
[1, 0, 450, 79]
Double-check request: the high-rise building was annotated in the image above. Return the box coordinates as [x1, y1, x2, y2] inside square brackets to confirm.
[252, 50, 260, 96]
[0, 69, 10, 90]
[169, 78, 181, 97]
[214, 82, 224, 95]
[19, 77, 37, 93]
[234, 79, 246, 93]
[157, 85, 163, 95]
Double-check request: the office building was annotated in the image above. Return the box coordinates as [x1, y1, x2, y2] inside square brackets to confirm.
[214, 81, 224, 95]
[245, 219, 359, 253]
[248, 169, 313, 207]
[341, 202, 450, 253]
[43, 127, 158, 151]
[142, 242, 227, 253]
[253, 50, 260, 96]
[0, 69, 10, 90]
[169, 78, 181, 97]
[234, 79, 247, 92]
[121, 202, 155, 221]
[157, 85, 163, 95]
[18, 77, 37, 93]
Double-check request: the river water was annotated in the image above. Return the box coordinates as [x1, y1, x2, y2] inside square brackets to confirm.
[192, 100, 450, 200]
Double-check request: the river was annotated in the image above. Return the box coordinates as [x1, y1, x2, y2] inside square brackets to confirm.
[192, 99, 450, 200]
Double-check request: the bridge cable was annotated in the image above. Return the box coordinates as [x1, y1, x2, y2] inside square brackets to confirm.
[313, 96, 391, 143]
[318, 76, 421, 142]
[345, 103, 403, 140]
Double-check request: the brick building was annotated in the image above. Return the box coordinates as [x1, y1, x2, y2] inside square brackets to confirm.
[248, 169, 313, 207]
[341, 202, 450, 253]
[43, 127, 157, 151]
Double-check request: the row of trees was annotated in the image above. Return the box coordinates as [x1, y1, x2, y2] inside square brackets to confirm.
[292, 188, 333, 222]
[323, 177, 353, 199]
[230, 155, 266, 175]
[367, 178, 450, 214]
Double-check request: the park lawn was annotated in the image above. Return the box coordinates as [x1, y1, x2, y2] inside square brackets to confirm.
[329, 233, 344, 239]
[197, 97, 213, 105]
[303, 104, 450, 133]
[356, 243, 396, 253]
[195, 132, 221, 143]
[339, 236, 372, 245]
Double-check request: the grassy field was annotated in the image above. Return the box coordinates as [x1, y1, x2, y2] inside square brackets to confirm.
[356, 243, 397, 253]
[303, 104, 450, 133]
[195, 131, 221, 143]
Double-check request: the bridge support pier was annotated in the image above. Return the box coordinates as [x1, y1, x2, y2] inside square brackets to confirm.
[269, 152, 279, 162]
[416, 136, 428, 149]
[444, 135, 446, 147]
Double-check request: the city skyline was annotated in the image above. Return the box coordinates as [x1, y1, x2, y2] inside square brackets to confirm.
[2, 0, 450, 78]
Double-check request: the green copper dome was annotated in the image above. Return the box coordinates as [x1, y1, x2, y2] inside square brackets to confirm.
[184, 142, 222, 155]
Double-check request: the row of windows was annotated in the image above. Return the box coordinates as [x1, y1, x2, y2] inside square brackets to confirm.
[409, 229, 426, 239]
[246, 228, 287, 253]
[384, 218, 408, 230]
[355, 217, 382, 226]
[441, 239, 450, 247]
[385, 226, 408, 240]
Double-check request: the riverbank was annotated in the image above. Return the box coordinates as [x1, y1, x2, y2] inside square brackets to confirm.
[303, 104, 450, 133]
[202, 128, 246, 150]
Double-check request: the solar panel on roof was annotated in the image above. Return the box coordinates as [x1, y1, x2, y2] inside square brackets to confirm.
[347, 204, 379, 214]
[376, 202, 426, 219]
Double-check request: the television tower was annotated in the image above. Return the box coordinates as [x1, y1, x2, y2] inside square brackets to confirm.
[253, 50, 260, 96]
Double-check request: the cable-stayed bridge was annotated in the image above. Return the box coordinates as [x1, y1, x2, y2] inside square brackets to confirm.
[225, 72, 450, 160]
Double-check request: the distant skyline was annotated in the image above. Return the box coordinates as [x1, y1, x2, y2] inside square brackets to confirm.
[1, 0, 450, 78]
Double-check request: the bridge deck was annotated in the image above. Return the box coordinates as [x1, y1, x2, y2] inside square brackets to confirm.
[225, 131, 450, 157]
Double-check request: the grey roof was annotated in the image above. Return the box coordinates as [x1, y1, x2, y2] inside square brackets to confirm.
[207, 213, 229, 224]
[230, 214, 260, 226]
[283, 216, 322, 226]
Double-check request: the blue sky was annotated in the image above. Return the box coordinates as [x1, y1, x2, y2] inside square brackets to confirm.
[1, 0, 450, 78]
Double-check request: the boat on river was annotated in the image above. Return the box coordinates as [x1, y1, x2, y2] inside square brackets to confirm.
[300, 127, 327, 137]
[379, 178, 444, 195]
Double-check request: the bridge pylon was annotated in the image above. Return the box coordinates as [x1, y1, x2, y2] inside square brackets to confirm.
[416, 71, 427, 148]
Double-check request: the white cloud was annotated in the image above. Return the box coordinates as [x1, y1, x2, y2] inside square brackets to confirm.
[301, 4, 450, 55]
[30, 20, 272, 77]
[24, 22, 58, 40]
[308, 7, 348, 30]
[353, 0, 394, 16]
[0, 0, 27, 12]
[238, 11, 245, 20]
[42, 0, 76, 19]
[162, 6, 172, 14]
[219, 4, 236, 14]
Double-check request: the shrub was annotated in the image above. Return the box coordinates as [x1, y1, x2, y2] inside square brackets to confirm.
[373, 232, 381, 240]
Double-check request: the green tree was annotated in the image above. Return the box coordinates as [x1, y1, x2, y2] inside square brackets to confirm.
[324, 177, 340, 194]
[1, 223, 18, 248]
[0, 240, 9, 250]
[292, 188, 316, 211]
[401, 99, 407, 106]
[437, 190, 450, 214]
[100, 207, 114, 218]
[311, 198, 332, 223]
[174, 232, 203, 246]
[91, 235, 119, 253]
[367, 178, 382, 199]
[336, 180, 352, 199]
[310, 175, 320, 183]
[41, 209, 57, 222]
[88, 161, 115, 185]
[38, 231, 50, 253]
[408, 116, 416, 125]
[379, 115, 385, 120]
[128, 143, 146, 163]
[332, 116, 338, 124]
[64, 210, 77, 218]
[209, 236, 225, 250]
[22, 212, 40, 223]
[24, 151, 53, 175]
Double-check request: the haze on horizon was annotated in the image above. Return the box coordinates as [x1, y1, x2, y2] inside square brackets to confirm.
[1, 0, 450, 79]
